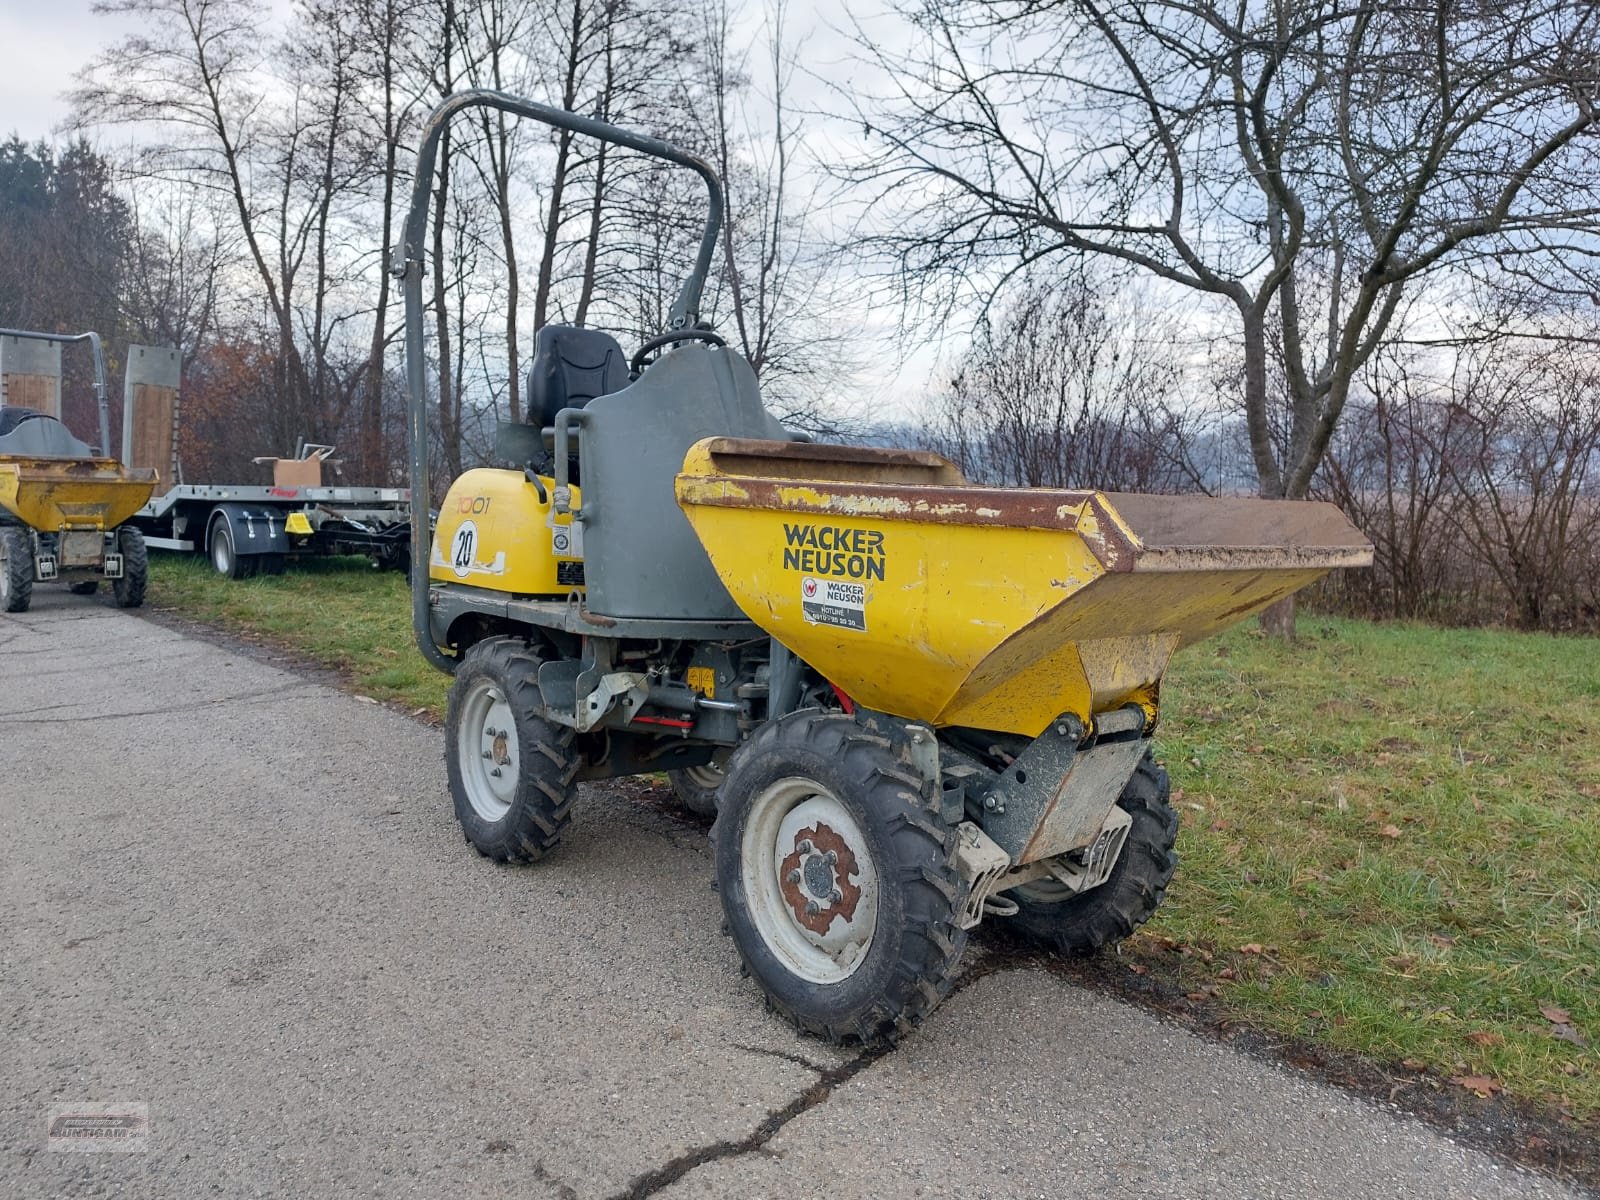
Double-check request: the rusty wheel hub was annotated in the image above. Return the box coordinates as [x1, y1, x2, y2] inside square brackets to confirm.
[778, 822, 863, 934]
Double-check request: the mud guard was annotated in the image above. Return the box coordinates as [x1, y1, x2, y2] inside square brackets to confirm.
[208, 503, 291, 558]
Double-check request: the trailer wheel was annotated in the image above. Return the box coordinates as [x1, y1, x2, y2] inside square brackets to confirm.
[668, 761, 725, 817]
[446, 636, 578, 863]
[69, 581, 99, 595]
[713, 711, 968, 1045]
[1004, 754, 1178, 956]
[1, 526, 32, 613]
[208, 514, 255, 580]
[112, 527, 148, 609]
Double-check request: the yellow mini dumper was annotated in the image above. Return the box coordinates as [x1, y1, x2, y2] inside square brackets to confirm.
[398, 94, 1373, 1043]
[0, 330, 157, 613]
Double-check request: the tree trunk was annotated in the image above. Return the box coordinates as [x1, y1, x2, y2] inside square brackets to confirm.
[1258, 595, 1297, 641]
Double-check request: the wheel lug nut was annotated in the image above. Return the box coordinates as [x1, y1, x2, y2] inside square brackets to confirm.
[485, 726, 496, 737]
[481, 750, 492, 759]
[805, 900, 820, 917]
[824, 849, 837, 865]
[796, 839, 814, 855]
[785, 869, 802, 885]
[490, 768, 503, 778]
[829, 889, 843, 904]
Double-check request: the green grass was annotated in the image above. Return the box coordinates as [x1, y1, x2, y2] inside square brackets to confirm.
[148, 555, 448, 716]
[144, 555, 1598, 1116]
[1151, 617, 1600, 1116]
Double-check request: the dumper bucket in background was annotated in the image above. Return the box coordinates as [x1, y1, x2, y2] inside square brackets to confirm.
[0, 457, 158, 533]
[676, 438, 1373, 737]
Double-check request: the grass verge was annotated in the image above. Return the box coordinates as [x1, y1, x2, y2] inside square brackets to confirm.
[143, 555, 1599, 1121]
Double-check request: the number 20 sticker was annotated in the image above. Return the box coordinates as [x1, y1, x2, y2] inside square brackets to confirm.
[451, 520, 477, 578]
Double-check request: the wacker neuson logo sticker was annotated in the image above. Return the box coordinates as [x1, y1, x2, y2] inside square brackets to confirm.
[46, 1103, 149, 1153]
[801, 576, 867, 631]
[782, 522, 886, 581]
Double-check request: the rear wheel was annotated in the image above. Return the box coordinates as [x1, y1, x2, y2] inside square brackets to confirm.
[445, 636, 579, 863]
[208, 515, 255, 580]
[112, 526, 148, 609]
[668, 761, 725, 817]
[713, 711, 968, 1044]
[1004, 754, 1178, 956]
[1, 526, 32, 613]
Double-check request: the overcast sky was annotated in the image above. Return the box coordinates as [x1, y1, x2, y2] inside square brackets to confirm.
[0, 0, 944, 418]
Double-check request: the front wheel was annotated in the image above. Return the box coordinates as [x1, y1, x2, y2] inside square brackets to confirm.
[1, 526, 32, 613]
[112, 527, 148, 609]
[445, 637, 579, 863]
[1003, 754, 1178, 956]
[713, 711, 968, 1045]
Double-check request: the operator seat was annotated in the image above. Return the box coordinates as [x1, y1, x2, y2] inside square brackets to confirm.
[522, 325, 629, 485]
[526, 324, 629, 430]
[0, 406, 95, 458]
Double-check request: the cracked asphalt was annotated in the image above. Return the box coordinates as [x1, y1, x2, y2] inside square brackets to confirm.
[0, 593, 1585, 1199]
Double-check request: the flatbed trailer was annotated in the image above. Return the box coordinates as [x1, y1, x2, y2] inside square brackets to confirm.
[131, 481, 411, 579]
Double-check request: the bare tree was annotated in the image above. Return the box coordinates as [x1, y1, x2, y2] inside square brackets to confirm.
[120, 183, 225, 371]
[1442, 341, 1600, 629]
[850, 0, 1600, 630]
[923, 269, 1197, 491]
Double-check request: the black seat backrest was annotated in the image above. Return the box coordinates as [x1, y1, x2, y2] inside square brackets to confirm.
[0, 406, 45, 438]
[526, 325, 629, 430]
[0, 406, 94, 458]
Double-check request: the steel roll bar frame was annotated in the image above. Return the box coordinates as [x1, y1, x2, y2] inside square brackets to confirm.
[0, 327, 110, 456]
[394, 89, 726, 673]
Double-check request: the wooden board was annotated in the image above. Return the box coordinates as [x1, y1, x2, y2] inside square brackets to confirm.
[1, 373, 60, 418]
[127, 383, 178, 476]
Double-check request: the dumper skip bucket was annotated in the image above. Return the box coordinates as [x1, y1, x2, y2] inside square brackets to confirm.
[676, 438, 1372, 737]
[0, 457, 158, 533]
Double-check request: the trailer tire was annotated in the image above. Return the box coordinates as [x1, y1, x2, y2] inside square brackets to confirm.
[445, 636, 578, 864]
[112, 527, 148, 609]
[70, 581, 99, 595]
[208, 514, 255, 580]
[1004, 754, 1178, 956]
[713, 711, 969, 1045]
[1, 526, 32, 613]
[668, 762, 725, 817]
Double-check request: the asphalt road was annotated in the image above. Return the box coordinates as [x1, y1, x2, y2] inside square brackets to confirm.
[0, 591, 1582, 1199]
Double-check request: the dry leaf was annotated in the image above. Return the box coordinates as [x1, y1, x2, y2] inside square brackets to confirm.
[1465, 1031, 1503, 1047]
[1428, 933, 1456, 948]
[1239, 943, 1264, 955]
[1450, 1075, 1503, 1097]
[1379, 824, 1403, 839]
[1551, 1024, 1587, 1048]
[1540, 1004, 1572, 1025]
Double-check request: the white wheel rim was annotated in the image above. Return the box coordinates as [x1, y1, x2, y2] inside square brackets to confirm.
[741, 777, 878, 985]
[212, 531, 230, 573]
[456, 678, 518, 822]
[0, 541, 9, 599]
